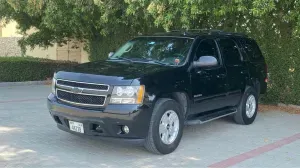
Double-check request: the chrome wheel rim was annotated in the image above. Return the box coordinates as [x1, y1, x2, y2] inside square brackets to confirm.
[246, 95, 256, 118]
[159, 110, 180, 145]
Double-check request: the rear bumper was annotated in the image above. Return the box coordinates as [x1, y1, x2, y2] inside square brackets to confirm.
[47, 93, 152, 139]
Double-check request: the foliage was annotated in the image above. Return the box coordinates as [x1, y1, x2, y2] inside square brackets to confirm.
[0, 57, 77, 82]
[125, 0, 300, 35]
[0, 0, 158, 59]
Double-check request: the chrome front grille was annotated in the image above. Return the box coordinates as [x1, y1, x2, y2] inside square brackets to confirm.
[57, 89, 106, 106]
[56, 80, 109, 91]
[56, 79, 109, 107]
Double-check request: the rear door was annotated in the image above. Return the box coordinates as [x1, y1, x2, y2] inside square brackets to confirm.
[238, 38, 268, 94]
[217, 38, 248, 107]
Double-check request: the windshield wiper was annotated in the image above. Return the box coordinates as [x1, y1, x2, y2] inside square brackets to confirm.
[109, 57, 133, 62]
[109, 57, 169, 65]
[145, 60, 169, 66]
[132, 58, 168, 66]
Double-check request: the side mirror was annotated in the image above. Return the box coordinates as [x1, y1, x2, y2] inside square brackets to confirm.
[108, 52, 114, 58]
[193, 56, 218, 68]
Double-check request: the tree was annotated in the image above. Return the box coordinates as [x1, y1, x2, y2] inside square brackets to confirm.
[0, 0, 157, 60]
[2, 0, 300, 58]
[125, 0, 300, 37]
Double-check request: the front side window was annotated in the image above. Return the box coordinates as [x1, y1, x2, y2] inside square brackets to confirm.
[195, 39, 220, 66]
[218, 38, 242, 66]
[110, 37, 193, 66]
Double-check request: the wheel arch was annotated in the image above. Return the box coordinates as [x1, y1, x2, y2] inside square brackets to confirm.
[245, 77, 260, 94]
[154, 91, 190, 118]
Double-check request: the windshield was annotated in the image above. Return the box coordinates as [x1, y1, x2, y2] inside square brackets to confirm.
[109, 37, 194, 66]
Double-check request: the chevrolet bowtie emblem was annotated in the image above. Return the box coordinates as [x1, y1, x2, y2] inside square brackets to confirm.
[71, 87, 83, 94]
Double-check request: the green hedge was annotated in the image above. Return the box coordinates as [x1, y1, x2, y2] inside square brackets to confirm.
[257, 36, 300, 105]
[0, 57, 77, 82]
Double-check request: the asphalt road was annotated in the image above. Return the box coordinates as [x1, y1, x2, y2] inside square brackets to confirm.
[0, 85, 300, 168]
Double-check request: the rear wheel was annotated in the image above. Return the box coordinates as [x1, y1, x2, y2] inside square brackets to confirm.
[144, 98, 184, 154]
[234, 87, 258, 125]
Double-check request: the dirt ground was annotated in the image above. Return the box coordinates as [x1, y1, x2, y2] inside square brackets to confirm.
[259, 104, 300, 114]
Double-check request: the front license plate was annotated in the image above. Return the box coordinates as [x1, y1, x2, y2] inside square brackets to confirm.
[69, 121, 84, 133]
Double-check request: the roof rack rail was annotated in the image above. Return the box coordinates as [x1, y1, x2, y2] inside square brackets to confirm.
[166, 29, 219, 34]
[184, 29, 247, 36]
[154, 29, 248, 37]
[186, 29, 223, 32]
[216, 32, 248, 37]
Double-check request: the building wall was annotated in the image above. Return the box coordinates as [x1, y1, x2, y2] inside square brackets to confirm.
[81, 44, 89, 63]
[0, 26, 2, 37]
[1, 21, 22, 37]
[26, 45, 57, 60]
[0, 21, 90, 63]
[0, 37, 22, 56]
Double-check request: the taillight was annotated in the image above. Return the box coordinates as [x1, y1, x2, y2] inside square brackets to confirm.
[265, 77, 268, 83]
[265, 64, 269, 83]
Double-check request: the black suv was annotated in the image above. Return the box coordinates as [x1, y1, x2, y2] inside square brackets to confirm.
[47, 30, 268, 154]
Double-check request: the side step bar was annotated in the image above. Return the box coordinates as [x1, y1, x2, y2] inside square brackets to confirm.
[185, 109, 237, 125]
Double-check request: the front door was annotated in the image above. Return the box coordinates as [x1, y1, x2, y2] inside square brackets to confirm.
[190, 39, 228, 114]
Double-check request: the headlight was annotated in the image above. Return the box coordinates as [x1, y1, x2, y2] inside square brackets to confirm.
[52, 78, 56, 94]
[110, 85, 145, 104]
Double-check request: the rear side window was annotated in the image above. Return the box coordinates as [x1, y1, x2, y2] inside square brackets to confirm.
[240, 38, 263, 62]
[218, 38, 242, 66]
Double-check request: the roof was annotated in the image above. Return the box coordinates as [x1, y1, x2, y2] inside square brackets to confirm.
[150, 29, 248, 38]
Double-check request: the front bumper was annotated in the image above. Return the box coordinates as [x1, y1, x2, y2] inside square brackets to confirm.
[47, 93, 152, 139]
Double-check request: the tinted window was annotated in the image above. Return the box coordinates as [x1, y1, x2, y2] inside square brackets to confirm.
[195, 39, 220, 65]
[218, 39, 241, 66]
[240, 38, 263, 61]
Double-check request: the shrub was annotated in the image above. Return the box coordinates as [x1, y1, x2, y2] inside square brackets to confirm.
[257, 37, 300, 105]
[0, 57, 77, 82]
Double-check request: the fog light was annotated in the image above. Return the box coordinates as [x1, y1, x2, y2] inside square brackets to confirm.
[94, 125, 103, 133]
[122, 125, 129, 134]
[96, 126, 102, 131]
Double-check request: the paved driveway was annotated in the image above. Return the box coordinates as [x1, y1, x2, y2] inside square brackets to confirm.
[0, 85, 300, 168]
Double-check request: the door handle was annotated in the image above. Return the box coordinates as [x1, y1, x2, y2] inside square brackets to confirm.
[197, 70, 205, 74]
[217, 74, 226, 78]
[241, 70, 248, 74]
[197, 71, 209, 75]
[197, 71, 212, 78]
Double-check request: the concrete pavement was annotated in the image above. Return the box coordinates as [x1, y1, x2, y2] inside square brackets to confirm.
[0, 85, 300, 168]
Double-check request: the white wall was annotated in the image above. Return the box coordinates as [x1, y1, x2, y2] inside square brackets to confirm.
[26, 44, 57, 60]
[1, 20, 90, 63]
[1, 21, 22, 37]
[81, 44, 89, 63]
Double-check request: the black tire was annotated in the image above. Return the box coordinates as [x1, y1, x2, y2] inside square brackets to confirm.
[234, 86, 258, 125]
[144, 98, 184, 154]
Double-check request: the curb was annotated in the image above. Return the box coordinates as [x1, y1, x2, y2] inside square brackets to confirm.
[0, 80, 52, 87]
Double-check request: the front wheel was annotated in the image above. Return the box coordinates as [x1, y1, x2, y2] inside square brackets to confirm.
[234, 86, 258, 125]
[144, 98, 184, 154]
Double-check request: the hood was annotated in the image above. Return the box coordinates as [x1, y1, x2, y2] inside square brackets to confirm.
[55, 60, 174, 86]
